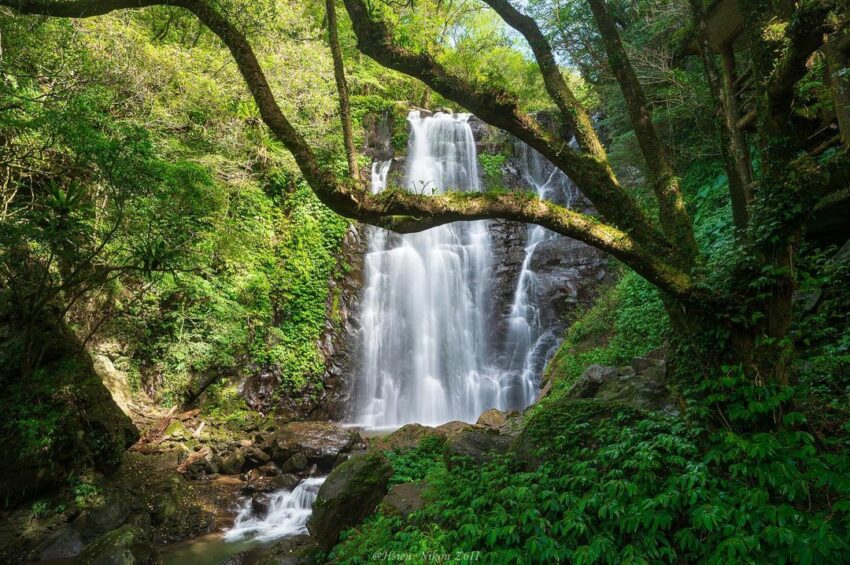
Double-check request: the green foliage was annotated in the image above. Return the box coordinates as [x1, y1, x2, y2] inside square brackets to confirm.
[478, 153, 507, 191]
[384, 436, 446, 486]
[70, 475, 103, 509]
[545, 270, 668, 386]
[0, 6, 352, 409]
[333, 372, 850, 564]
[201, 380, 253, 426]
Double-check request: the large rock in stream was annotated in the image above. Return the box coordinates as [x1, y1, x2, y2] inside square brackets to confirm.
[267, 421, 362, 471]
[308, 452, 393, 550]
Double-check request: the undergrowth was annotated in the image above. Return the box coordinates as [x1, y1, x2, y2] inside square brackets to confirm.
[332, 372, 850, 564]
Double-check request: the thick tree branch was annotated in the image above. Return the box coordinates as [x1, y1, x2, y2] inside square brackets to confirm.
[688, 0, 752, 231]
[587, 0, 697, 265]
[480, 0, 606, 160]
[764, 1, 833, 137]
[366, 189, 693, 296]
[0, 0, 696, 297]
[326, 0, 359, 179]
[341, 0, 677, 262]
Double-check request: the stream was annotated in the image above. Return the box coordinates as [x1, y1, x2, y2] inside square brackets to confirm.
[159, 477, 325, 565]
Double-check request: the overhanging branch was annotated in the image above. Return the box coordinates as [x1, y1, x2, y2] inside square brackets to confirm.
[0, 0, 696, 297]
[341, 0, 676, 261]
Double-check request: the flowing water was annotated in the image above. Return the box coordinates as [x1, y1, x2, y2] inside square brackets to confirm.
[353, 111, 497, 428]
[352, 111, 578, 428]
[501, 142, 577, 408]
[160, 477, 325, 564]
[224, 477, 325, 543]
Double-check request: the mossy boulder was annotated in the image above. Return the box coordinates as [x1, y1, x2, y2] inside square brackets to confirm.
[74, 525, 156, 565]
[0, 313, 139, 506]
[308, 452, 393, 550]
[443, 428, 512, 469]
[369, 423, 444, 451]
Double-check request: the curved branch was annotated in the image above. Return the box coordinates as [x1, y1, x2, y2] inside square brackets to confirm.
[341, 0, 676, 261]
[363, 189, 692, 295]
[0, 0, 695, 297]
[481, 0, 606, 160]
[326, 0, 359, 178]
[587, 0, 697, 264]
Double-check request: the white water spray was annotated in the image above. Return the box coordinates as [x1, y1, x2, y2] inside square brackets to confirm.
[223, 477, 325, 543]
[353, 111, 499, 427]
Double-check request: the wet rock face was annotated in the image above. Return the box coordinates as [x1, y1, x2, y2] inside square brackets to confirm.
[529, 237, 610, 324]
[308, 452, 393, 550]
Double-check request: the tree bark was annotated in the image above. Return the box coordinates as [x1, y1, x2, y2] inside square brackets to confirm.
[587, 0, 697, 266]
[326, 0, 359, 179]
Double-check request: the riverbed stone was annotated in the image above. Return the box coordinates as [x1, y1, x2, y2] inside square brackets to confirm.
[218, 450, 246, 475]
[308, 452, 393, 550]
[255, 533, 318, 565]
[280, 452, 309, 474]
[74, 524, 156, 564]
[242, 472, 300, 495]
[269, 421, 360, 471]
[37, 526, 83, 561]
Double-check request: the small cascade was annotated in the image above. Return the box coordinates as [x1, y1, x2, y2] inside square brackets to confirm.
[223, 477, 325, 543]
[501, 142, 578, 407]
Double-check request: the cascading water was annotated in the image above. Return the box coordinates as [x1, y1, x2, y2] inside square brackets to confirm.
[353, 112, 578, 428]
[502, 142, 578, 407]
[354, 111, 499, 428]
[223, 477, 325, 543]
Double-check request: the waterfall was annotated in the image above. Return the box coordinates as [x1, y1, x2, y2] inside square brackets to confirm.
[352, 112, 578, 428]
[353, 111, 499, 428]
[502, 142, 577, 407]
[223, 477, 325, 543]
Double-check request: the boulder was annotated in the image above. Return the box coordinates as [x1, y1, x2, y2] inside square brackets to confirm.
[565, 360, 675, 414]
[218, 450, 246, 475]
[434, 421, 472, 440]
[37, 526, 83, 561]
[381, 482, 425, 517]
[269, 422, 360, 471]
[475, 409, 507, 430]
[280, 452, 309, 474]
[369, 423, 444, 451]
[244, 447, 271, 469]
[444, 428, 512, 469]
[73, 525, 156, 565]
[308, 452, 393, 550]
[242, 472, 300, 495]
[74, 495, 132, 542]
[255, 534, 318, 565]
